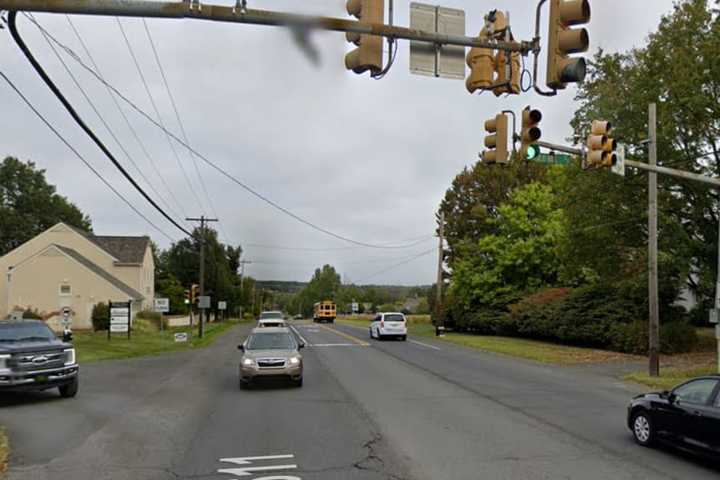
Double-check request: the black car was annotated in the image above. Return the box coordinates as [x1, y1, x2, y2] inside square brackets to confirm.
[0, 320, 79, 397]
[627, 375, 720, 456]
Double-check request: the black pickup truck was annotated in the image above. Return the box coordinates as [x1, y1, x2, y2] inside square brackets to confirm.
[0, 320, 79, 397]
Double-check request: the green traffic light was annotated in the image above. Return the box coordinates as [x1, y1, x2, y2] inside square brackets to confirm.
[526, 145, 540, 161]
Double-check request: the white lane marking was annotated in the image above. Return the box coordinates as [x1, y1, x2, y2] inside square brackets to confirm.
[289, 326, 309, 346]
[310, 343, 360, 347]
[409, 339, 441, 351]
[218, 455, 298, 477]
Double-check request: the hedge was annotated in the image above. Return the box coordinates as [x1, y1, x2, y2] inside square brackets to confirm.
[446, 284, 697, 355]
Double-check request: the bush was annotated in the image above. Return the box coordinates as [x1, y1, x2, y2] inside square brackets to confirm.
[136, 310, 167, 329]
[22, 308, 42, 319]
[92, 302, 109, 331]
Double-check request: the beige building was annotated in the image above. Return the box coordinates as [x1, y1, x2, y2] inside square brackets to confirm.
[0, 222, 155, 330]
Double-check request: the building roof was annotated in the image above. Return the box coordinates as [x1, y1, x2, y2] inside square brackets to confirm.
[65, 225, 150, 264]
[87, 236, 150, 264]
[54, 245, 144, 300]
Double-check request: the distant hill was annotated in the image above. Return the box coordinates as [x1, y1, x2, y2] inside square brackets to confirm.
[255, 280, 308, 293]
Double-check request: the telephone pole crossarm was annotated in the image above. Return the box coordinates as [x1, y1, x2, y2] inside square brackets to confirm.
[0, 0, 534, 52]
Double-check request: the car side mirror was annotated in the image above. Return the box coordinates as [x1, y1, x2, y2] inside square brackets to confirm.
[237, 344, 244, 352]
[62, 330, 73, 342]
[668, 392, 677, 404]
[298, 343, 305, 350]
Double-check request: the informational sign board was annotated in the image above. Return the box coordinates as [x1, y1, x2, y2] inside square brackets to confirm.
[154, 298, 170, 313]
[218, 301, 227, 311]
[351, 302, 359, 314]
[410, 3, 465, 80]
[108, 301, 131, 339]
[198, 296, 211, 309]
[710, 308, 718, 324]
[174, 332, 188, 343]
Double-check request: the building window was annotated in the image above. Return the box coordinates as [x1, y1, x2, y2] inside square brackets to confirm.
[59, 284, 72, 296]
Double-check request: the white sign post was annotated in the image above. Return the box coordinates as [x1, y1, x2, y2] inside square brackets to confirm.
[154, 298, 170, 331]
[109, 300, 131, 340]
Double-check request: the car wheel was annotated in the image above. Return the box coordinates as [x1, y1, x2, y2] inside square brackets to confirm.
[401, 335, 407, 341]
[58, 377, 79, 398]
[369, 327, 373, 339]
[631, 411, 655, 447]
[294, 377, 303, 388]
[376, 330, 383, 341]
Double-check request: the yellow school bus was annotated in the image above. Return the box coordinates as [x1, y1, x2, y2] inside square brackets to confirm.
[313, 300, 336, 324]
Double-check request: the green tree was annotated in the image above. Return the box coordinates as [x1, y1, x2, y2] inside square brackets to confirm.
[0, 156, 91, 255]
[450, 180, 566, 310]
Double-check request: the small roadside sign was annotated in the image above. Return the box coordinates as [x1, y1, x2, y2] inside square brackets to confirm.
[612, 144, 626, 177]
[218, 301, 227, 311]
[174, 332, 188, 343]
[62, 307, 71, 328]
[154, 298, 170, 313]
[710, 308, 718, 324]
[198, 296, 211, 309]
[108, 300, 131, 339]
[351, 302, 359, 313]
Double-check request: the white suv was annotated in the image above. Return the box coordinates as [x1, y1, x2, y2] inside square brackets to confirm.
[370, 313, 407, 341]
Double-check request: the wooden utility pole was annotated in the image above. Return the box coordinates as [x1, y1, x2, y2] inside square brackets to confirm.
[648, 103, 660, 377]
[186, 215, 218, 338]
[436, 211, 445, 324]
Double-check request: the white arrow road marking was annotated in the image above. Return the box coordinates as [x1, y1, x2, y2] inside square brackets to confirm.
[218, 455, 297, 477]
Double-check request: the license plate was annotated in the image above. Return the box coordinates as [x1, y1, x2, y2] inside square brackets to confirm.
[35, 375, 48, 383]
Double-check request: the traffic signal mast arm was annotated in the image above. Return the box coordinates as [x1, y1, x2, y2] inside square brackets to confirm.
[0, 0, 534, 53]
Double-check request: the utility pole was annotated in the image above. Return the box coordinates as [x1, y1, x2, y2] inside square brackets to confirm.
[648, 103, 660, 377]
[186, 215, 218, 338]
[436, 211, 445, 326]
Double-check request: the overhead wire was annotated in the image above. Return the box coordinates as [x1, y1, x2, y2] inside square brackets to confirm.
[25, 17, 435, 250]
[0, 68, 176, 242]
[140, 18, 233, 243]
[115, 17, 204, 216]
[27, 13, 188, 231]
[7, 11, 192, 237]
[355, 248, 436, 284]
[63, 14, 192, 228]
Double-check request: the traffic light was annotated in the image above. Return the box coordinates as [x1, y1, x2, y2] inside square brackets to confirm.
[466, 45, 495, 94]
[467, 10, 510, 95]
[345, 0, 384, 75]
[520, 107, 542, 161]
[493, 51, 521, 96]
[546, 0, 591, 90]
[191, 284, 200, 305]
[184, 289, 191, 305]
[586, 120, 617, 168]
[482, 114, 509, 164]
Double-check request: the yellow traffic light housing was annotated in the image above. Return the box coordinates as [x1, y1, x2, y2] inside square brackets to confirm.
[482, 114, 509, 164]
[345, 0, 385, 75]
[520, 107, 542, 161]
[493, 51, 521, 96]
[184, 289, 191, 305]
[546, 0, 590, 90]
[191, 283, 200, 305]
[466, 45, 495, 93]
[467, 10, 520, 96]
[586, 120, 617, 168]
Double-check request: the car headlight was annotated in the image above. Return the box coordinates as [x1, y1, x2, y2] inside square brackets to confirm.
[63, 348, 76, 366]
[242, 358, 254, 367]
[0, 354, 10, 373]
[289, 356, 300, 365]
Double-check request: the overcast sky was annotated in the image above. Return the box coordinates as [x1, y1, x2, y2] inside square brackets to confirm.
[0, 0, 677, 284]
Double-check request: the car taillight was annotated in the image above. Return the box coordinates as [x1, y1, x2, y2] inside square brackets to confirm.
[380, 321, 384, 328]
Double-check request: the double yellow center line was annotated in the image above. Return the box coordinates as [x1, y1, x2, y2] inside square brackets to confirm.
[317, 324, 370, 347]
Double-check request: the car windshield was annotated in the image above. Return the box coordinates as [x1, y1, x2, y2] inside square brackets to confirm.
[259, 312, 283, 320]
[246, 332, 296, 350]
[0, 323, 55, 342]
[384, 314, 405, 322]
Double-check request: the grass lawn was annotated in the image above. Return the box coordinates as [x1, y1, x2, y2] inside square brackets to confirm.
[0, 427, 8, 474]
[74, 318, 246, 363]
[337, 316, 638, 365]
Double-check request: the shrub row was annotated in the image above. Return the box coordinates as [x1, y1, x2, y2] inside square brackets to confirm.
[444, 284, 697, 355]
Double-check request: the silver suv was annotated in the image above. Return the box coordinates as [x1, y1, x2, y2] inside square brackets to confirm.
[238, 327, 304, 388]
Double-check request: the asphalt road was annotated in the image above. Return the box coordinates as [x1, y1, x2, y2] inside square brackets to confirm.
[1, 320, 718, 480]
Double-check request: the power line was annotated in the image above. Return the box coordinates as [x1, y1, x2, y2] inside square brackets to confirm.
[29, 13, 188, 231]
[0, 68, 176, 242]
[355, 248, 436, 284]
[7, 11, 192, 237]
[243, 235, 435, 252]
[64, 14, 192, 227]
[115, 17, 204, 215]
[27, 19, 433, 250]
[141, 19, 229, 241]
